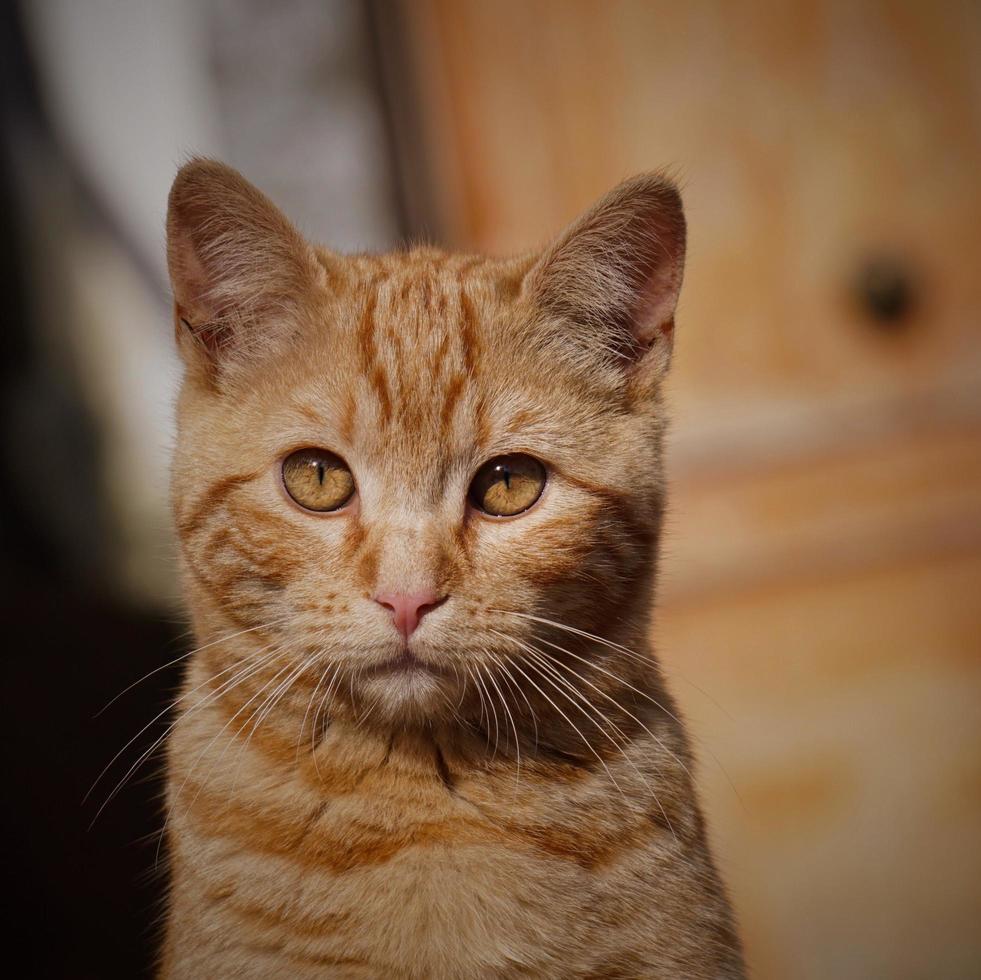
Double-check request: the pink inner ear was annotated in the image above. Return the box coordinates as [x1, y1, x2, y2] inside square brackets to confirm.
[169, 225, 236, 359]
[631, 258, 683, 350]
[170, 226, 217, 323]
[526, 173, 685, 369]
[178, 314, 226, 356]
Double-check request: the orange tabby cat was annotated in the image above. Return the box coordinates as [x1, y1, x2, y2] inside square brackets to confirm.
[161, 159, 744, 978]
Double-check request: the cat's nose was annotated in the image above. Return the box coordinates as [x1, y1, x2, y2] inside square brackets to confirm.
[373, 590, 447, 641]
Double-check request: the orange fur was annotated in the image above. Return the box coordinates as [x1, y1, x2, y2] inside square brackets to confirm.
[161, 159, 744, 978]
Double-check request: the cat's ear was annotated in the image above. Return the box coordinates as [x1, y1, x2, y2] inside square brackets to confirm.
[166, 158, 324, 377]
[525, 173, 686, 381]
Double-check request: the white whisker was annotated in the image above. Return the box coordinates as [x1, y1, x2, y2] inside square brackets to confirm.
[87, 640, 283, 824]
[500, 652, 626, 800]
[481, 654, 522, 787]
[95, 617, 285, 717]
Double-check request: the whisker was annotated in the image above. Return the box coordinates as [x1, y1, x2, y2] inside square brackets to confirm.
[88, 640, 283, 825]
[95, 617, 285, 717]
[356, 679, 384, 729]
[485, 650, 539, 751]
[476, 665, 501, 758]
[522, 646, 676, 837]
[466, 665, 490, 747]
[297, 652, 332, 762]
[525, 648, 631, 744]
[220, 653, 322, 809]
[299, 655, 343, 761]
[500, 653, 626, 800]
[311, 665, 345, 781]
[532, 645, 676, 759]
[241, 655, 315, 760]
[494, 611, 741, 805]
[157, 647, 296, 860]
[492, 618, 693, 781]
[454, 664, 470, 712]
[531, 635, 693, 783]
[519, 647, 631, 753]
[495, 610, 685, 726]
[181, 649, 297, 803]
[499, 608, 733, 725]
[553, 616, 736, 722]
[315, 663, 344, 740]
[86, 634, 284, 804]
[519, 650, 676, 835]
[481, 654, 521, 786]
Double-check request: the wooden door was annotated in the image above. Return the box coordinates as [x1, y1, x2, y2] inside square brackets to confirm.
[388, 2, 981, 976]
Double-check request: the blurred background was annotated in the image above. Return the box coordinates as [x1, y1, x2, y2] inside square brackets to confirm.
[1, 1, 978, 977]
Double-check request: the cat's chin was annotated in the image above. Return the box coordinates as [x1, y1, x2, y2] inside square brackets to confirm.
[355, 663, 457, 725]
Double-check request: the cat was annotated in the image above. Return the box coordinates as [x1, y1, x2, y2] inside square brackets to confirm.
[160, 158, 745, 979]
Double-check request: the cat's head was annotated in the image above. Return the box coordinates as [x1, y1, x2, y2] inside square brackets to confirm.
[167, 160, 684, 735]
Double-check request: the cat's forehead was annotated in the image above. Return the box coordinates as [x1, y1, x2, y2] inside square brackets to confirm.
[278, 248, 618, 488]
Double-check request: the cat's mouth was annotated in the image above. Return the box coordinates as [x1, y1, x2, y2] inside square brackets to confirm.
[365, 649, 449, 678]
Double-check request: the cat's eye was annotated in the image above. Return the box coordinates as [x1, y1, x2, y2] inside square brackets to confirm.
[468, 454, 546, 517]
[282, 448, 355, 512]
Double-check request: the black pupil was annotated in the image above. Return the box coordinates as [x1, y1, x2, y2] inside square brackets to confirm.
[501, 465, 511, 490]
[317, 461, 325, 485]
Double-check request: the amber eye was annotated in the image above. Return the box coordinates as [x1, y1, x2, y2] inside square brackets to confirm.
[282, 448, 355, 512]
[468, 454, 546, 517]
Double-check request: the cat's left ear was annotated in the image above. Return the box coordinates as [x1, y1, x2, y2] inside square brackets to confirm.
[525, 173, 686, 382]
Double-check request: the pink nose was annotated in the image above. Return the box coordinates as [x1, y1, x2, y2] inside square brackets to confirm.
[373, 590, 446, 641]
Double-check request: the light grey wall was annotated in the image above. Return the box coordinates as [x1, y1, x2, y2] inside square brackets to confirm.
[16, 0, 399, 606]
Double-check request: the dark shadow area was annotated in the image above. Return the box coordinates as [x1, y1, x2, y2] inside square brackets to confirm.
[0, 5, 181, 976]
[0, 583, 181, 979]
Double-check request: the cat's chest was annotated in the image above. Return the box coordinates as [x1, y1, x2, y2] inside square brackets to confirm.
[187, 782, 591, 978]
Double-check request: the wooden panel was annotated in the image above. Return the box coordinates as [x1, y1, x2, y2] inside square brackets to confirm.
[395, 2, 981, 976]
[658, 551, 981, 978]
[400, 0, 981, 451]
[663, 424, 981, 604]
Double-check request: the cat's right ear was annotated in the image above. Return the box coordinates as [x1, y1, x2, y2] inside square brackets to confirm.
[166, 158, 325, 380]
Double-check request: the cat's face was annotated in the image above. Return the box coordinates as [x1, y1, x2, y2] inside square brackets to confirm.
[169, 161, 684, 733]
